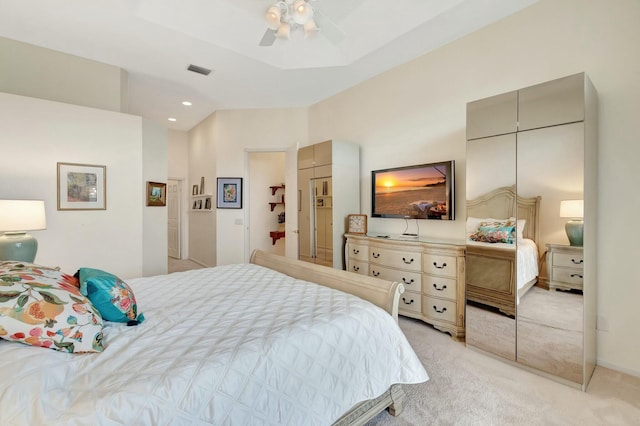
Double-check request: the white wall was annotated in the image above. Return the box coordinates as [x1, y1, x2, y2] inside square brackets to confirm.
[0, 93, 144, 279]
[168, 129, 190, 259]
[187, 108, 307, 266]
[307, 0, 640, 376]
[142, 119, 168, 276]
[188, 113, 217, 266]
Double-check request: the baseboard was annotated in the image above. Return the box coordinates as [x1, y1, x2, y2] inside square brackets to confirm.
[596, 359, 640, 379]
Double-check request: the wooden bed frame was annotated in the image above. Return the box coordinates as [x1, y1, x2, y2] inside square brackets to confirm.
[465, 186, 541, 317]
[250, 250, 408, 425]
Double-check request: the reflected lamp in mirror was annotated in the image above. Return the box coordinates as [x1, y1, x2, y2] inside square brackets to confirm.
[0, 200, 47, 262]
[560, 199, 583, 247]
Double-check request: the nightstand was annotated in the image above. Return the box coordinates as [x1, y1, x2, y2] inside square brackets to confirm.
[546, 244, 584, 291]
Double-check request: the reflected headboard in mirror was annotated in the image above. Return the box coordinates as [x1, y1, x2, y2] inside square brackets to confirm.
[466, 185, 541, 245]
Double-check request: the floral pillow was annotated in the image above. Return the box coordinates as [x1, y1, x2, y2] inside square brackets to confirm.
[0, 261, 104, 353]
[78, 268, 144, 325]
[469, 223, 516, 244]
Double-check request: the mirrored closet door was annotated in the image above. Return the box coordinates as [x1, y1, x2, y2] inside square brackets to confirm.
[465, 73, 597, 390]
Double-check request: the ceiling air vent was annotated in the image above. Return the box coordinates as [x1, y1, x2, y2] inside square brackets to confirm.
[187, 64, 212, 76]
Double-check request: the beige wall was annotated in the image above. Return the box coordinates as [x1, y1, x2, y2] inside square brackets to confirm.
[0, 93, 145, 278]
[0, 36, 127, 113]
[187, 108, 307, 266]
[307, 0, 640, 376]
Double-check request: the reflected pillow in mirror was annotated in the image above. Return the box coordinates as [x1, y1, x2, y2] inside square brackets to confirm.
[470, 224, 516, 244]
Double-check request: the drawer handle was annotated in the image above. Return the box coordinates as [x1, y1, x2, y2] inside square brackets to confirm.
[352, 265, 360, 272]
[372, 252, 380, 259]
[433, 283, 447, 291]
[570, 273, 583, 279]
[402, 257, 414, 264]
[372, 270, 380, 277]
[402, 278, 415, 285]
[433, 305, 447, 314]
[433, 262, 447, 269]
[352, 249, 360, 255]
[402, 297, 414, 305]
[571, 258, 584, 265]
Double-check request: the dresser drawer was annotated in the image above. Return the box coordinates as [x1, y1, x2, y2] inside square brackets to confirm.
[553, 252, 584, 269]
[370, 247, 421, 272]
[347, 259, 369, 276]
[552, 267, 584, 287]
[423, 254, 457, 278]
[423, 296, 456, 323]
[423, 275, 457, 299]
[347, 243, 368, 261]
[399, 291, 422, 314]
[369, 265, 421, 293]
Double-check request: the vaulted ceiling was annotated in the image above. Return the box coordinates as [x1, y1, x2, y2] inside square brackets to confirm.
[0, 0, 537, 131]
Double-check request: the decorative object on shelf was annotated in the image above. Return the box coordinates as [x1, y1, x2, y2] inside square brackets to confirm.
[0, 199, 46, 262]
[57, 162, 106, 210]
[278, 212, 285, 224]
[146, 181, 167, 206]
[200, 177, 205, 195]
[347, 214, 367, 235]
[560, 199, 584, 246]
[192, 185, 199, 196]
[217, 177, 243, 209]
[205, 198, 211, 210]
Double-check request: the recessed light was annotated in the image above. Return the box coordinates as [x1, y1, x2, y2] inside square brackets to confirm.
[168, 118, 177, 122]
[182, 101, 192, 106]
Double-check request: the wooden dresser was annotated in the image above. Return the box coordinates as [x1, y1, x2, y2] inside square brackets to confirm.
[345, 234, 466, 339]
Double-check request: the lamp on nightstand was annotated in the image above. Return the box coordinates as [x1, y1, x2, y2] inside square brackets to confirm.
[559, 199, 583, 247]
[0, 200, 47, 262]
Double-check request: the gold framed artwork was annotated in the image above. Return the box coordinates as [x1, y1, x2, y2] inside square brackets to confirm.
[348, 214, 367, 234]
[57, 162, 106, 210]
[146, 181, 167, 206]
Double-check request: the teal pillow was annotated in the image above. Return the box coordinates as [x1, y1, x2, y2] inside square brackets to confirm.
[78, 268, 144, 325]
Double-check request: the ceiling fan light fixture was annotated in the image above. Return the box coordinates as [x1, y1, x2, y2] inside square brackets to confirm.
[276, 22, 291, 39]
[293, 0, 313, 24]
[266, 5, 282, 30]
[303, 19, 319, 38]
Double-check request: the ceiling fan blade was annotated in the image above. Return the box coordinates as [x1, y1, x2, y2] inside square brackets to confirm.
[259, 28, 276, 47]
[313, 9, 345, 44]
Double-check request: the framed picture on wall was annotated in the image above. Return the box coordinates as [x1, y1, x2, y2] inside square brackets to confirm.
[146, 181, 167, 206]
[217, 177, 243, 209]
[57, 162, 106, 210]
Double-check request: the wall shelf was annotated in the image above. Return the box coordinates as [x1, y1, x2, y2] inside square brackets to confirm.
[269, 202, 285, 212]
[270, 185, 285, 196]
[270, 231, 285, 245]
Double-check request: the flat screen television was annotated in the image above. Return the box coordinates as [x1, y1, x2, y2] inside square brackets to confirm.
[371, 160, 455, 220]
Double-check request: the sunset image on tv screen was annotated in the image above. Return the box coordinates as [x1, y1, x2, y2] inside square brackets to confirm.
[374, 164, 448, 219]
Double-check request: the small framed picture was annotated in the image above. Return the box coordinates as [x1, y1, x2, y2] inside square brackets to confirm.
[348, 214, 367, 235]
[217, 177, 243, 209]
[146, 181, 167, 206]
[57, 162, 106, 210]
[192, 185, 199, 196]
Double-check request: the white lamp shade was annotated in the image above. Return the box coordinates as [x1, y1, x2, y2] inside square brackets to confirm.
[265, 5, 282, 30]
[293, 0, 313, 24]
[276, 22, 291, 39]
[304, 19, 319, 37]
[559, 200, 584, 219]
[0, 200, 47, 232]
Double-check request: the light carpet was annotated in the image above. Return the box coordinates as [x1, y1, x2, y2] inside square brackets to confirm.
[366, 317, 640, 425]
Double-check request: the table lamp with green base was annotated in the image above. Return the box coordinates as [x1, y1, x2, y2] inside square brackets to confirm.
[0, 200, 47, 263]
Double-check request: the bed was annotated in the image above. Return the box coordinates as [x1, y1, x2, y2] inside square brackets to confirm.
[0, 250, 428, 425]
[465, 186, 541, 317]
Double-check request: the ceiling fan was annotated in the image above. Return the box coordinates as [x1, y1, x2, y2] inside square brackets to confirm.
[259, 0, 345, 46]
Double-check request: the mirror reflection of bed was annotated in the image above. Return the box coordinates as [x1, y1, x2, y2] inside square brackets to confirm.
[465, 186, 584, 383]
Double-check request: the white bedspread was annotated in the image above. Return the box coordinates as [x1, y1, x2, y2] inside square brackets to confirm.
[0, 263, 428, 425]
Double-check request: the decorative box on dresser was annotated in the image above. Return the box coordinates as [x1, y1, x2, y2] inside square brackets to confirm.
[546, 244, 584, 291]
[345, 234, 466, 340]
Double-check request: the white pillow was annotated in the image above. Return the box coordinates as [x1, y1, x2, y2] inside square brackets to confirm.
[508, 217, 527, 240]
